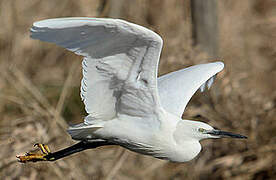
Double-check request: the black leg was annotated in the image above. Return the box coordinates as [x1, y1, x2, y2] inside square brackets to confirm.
[17, 140, 116, 163]
[45, 140, 115, 161]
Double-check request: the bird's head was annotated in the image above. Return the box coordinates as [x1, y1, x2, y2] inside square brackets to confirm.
[171, 120, 247, 162]
[175, 120, 247, 141]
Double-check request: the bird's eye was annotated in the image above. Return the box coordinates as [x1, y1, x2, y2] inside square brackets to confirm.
[198, 128, 206, 133]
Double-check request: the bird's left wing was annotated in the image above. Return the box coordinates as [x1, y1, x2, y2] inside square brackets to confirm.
[157, 62, 224, 118]
[31, 17, 163, 125]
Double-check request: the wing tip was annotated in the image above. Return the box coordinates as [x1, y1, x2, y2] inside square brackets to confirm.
[213, 61, 224, 71]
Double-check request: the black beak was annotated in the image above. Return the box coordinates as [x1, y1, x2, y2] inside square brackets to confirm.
[207, 129, 247, 139]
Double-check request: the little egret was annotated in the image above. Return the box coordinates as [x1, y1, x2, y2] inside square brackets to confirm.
[17, 18, 246, 163]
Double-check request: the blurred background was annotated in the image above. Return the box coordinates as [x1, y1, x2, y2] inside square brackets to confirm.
[0, 0, 275, 179]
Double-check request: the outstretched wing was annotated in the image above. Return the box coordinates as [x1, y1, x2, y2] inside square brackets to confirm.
[157, 62, 224, 117]
[31, 17, 163, 124]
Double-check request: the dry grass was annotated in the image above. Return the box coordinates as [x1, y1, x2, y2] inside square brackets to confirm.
[0, 0, 275, 179]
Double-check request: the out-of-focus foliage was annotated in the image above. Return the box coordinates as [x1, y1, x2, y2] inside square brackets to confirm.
[0, 0, 275, 179]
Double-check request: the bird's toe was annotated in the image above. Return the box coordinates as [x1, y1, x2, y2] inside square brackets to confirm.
[16, 143, 52, 163]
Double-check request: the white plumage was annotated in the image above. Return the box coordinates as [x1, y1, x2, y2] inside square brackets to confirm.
[30, 17, 245, 162]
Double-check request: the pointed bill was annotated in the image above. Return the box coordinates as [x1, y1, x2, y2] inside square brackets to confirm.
[206, 129, 247, 139]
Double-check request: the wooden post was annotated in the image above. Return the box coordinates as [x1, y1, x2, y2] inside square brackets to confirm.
[191, 0, 218, 56]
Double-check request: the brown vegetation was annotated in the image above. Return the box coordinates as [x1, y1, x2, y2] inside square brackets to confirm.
[0, 0, 275, 179]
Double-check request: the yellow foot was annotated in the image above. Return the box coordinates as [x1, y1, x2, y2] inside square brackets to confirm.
[16, 143, 51, 163]
[34, 143, 51, 154]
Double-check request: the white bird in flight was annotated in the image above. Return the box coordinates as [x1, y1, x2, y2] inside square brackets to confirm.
[17, 17, 246, 163]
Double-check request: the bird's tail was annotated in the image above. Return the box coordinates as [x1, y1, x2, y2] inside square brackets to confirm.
[67, 122, 103, 140]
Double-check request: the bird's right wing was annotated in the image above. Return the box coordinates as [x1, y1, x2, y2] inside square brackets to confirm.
[157, 62, 224, 118]
[31, 17, 163, 126]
